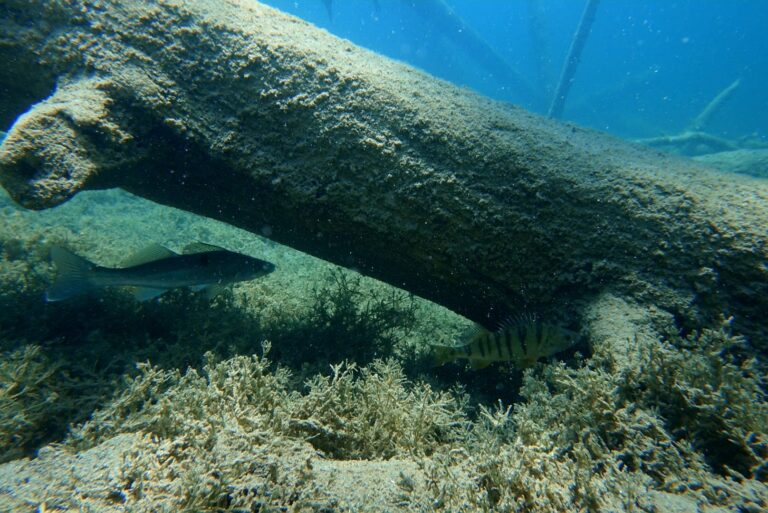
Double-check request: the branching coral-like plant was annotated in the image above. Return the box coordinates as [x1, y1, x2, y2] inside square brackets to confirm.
[66, 346, 472, 510]
[615, 321, 768, 480]
[70, 345, 469, 457]
[409, 315, 768, 513]
[285, 359, 467, 459]
[69, 344, 290, 449]
[0, 345, 64, 462]
[420, 361, 697, 513]
[266, 269, 419, 369]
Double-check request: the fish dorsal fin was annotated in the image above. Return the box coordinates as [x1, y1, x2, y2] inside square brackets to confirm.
[183, 242, 225, 254]
[122, 244, 178, 267]
[496, 313, 537, 333]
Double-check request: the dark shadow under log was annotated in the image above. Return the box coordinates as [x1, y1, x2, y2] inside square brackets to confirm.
[0, 0, 766, 344]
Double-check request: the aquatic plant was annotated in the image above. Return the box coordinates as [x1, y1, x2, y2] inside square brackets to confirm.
[71, 346, 466, 456]
[0, 345, 64, 462]
[412, 364, 690, 511]
[406, 319, 768, 513]
[266, 268, 419, 370]
[615, 322, 768, 480]
[65, 345, 470, 510]
[284, 358, 467, 459]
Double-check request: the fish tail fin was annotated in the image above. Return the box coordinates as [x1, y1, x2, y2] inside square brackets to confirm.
[431, 345, 456, 368]
[46, 246, 97, 301]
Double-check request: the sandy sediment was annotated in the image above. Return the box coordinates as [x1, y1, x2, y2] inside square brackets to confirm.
[0, 432, 428, 512]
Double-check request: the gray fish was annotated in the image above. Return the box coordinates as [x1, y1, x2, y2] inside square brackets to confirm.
[46, 243, 275, 302]
[432, 317, 578, 370]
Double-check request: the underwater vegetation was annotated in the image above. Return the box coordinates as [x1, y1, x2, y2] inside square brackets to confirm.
[0, 345, 67, 463]
[413, 322, 767, 512]
[0, 190, 765, 511]
[263, 268, 420, 374]
[4, 320, 762, 512]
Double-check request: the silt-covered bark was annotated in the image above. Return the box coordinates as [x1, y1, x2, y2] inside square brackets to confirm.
[0, 0, 766, 341]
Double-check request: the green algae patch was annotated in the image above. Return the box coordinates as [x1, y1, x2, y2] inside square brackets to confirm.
[262, 268, 421, 373]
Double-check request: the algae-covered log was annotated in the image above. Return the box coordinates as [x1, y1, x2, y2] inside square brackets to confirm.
[1, 0, 767, 340]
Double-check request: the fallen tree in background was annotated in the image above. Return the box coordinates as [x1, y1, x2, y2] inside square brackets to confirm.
[0, 0, 766, 344]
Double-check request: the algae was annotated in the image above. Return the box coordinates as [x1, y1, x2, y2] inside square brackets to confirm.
[69, 347, 467, 460]
[406, 323, 767, 512]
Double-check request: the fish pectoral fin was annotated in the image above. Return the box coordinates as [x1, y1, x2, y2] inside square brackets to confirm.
[183, 242, 226, 254]
[205, 284, 228, 299]
[191, 284, 227, 300]
[132, 287, 168, 301]
[469, 359, 491, 370]
[123, 244, 177, 266]
[431, 345, 456, 368]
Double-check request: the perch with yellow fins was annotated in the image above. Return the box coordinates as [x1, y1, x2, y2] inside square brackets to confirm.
[432, 316, 579, 370]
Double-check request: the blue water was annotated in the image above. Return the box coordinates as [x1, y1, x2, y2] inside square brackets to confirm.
[261, 0, 768, 141]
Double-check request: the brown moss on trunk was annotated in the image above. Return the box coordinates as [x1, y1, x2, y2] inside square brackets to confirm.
[0, 0, 766, 344]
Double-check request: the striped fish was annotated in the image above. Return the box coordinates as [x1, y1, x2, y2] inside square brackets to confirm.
[432, 317, 578, 370]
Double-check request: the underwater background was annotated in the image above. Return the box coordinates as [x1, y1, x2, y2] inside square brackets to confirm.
[0, 1, 767, 512]
[262, 0, 768, 140]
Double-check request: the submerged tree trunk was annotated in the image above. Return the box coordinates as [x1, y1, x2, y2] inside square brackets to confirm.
[1, 0, 766, 343]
